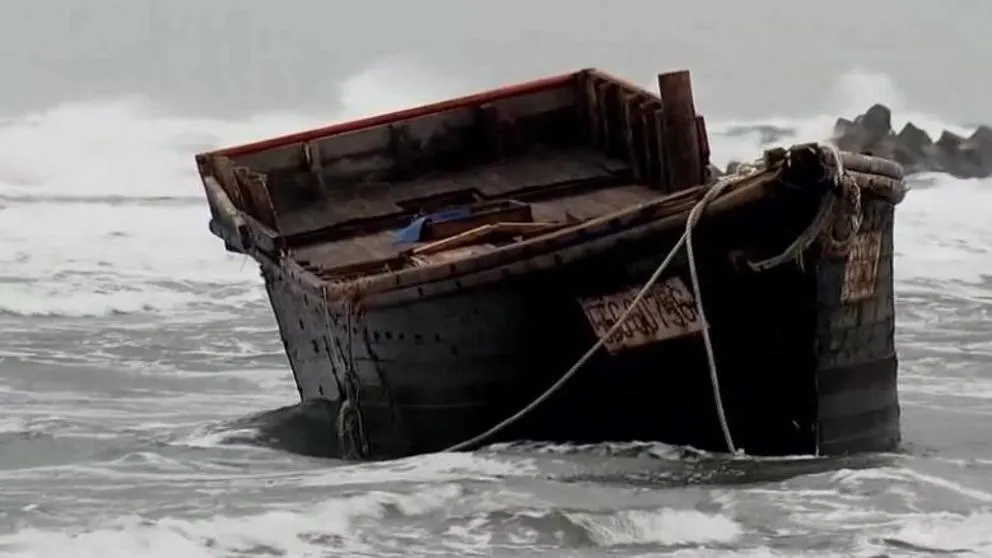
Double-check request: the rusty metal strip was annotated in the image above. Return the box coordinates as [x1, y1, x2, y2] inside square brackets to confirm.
[840, 231, 882, 303]
[621, 92, 641, 182]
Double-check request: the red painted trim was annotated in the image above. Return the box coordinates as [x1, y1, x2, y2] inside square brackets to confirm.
[207, 71, 581, 158]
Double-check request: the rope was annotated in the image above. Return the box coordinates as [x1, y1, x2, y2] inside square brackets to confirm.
[443, 171, 746, 455]
[745, 143, 862, 272]
[685, 182, 738, 454]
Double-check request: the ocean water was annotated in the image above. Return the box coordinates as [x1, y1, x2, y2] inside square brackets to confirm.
[0, 60, 991, 557]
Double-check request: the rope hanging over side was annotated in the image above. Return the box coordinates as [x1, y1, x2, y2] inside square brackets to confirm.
[321, 292, 370, 460]
[443, 171, 747, 455]
[684, 181, 738, 454]
[440, 142, 888, 457]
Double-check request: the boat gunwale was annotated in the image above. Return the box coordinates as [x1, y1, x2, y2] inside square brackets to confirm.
[211, 146, 903, 308]
[307, 156, 904, 306]
[198, 71, 588, 160]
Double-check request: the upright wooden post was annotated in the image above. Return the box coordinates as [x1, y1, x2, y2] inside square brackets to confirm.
[657, 70, 706, 193]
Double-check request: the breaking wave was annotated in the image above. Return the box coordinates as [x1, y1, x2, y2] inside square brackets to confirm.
[1, 448, 989, 557]
[0, 480, 743, 557]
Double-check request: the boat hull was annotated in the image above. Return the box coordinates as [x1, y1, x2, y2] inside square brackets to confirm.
[260, 177, 901, 459]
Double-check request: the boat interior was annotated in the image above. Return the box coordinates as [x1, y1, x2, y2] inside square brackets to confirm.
[197, 69, 710, 282]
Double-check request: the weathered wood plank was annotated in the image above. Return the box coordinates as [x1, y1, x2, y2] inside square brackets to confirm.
[658, 70, 705, 193]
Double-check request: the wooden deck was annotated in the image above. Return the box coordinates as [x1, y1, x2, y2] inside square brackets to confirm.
[275, 148, 629, 238]
[291, 180, 658, 275]
[281, 147, 658, 277]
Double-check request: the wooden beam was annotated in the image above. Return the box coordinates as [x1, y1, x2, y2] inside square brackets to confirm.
[301, 141, 327, 197]
[657, 70, 704, 193]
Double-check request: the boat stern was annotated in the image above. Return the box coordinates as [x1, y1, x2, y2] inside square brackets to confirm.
[812, 191, 901, 455]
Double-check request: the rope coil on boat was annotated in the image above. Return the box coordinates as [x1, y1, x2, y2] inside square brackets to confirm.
[745, 143, 902, 272]
[821, 172, 864, 257]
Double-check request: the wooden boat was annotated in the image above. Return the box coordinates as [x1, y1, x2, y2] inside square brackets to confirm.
[194, 68, 907, 460]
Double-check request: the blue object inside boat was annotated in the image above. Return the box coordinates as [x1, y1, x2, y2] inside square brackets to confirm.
[394, 207, 473, 244]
